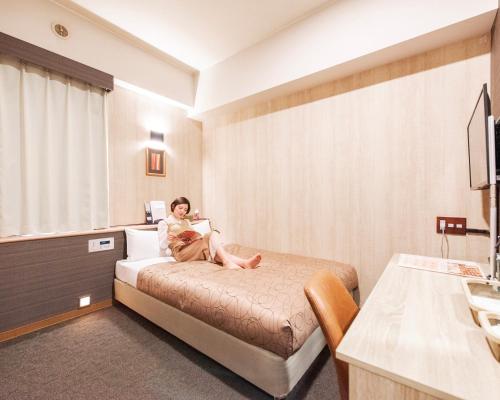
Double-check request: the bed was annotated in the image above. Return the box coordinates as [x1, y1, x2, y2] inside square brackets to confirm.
[114, 229, 358, 398]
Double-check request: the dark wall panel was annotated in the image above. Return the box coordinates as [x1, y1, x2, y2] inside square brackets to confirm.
[0, 232, 126, 331]
[0, 32, 114, 91]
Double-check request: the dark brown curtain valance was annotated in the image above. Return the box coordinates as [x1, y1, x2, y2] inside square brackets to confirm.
[0, 32, 113, 91]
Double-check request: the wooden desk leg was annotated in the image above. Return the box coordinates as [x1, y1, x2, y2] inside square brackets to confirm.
[349, 365, 442, 400]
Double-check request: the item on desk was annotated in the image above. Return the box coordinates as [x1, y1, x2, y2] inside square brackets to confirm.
[478, 311, 500, 361]
[461, 278, 500, 325]
[398, 254, 485, 278]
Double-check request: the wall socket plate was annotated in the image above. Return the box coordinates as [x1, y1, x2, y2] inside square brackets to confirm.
[436, 216, 467, 235]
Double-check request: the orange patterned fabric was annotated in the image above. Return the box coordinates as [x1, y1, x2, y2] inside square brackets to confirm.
[136, 244, 358, 359]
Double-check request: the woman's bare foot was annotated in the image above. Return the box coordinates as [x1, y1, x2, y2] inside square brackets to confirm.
[242, 253, 261, 269]
[223, 259, 242, 270]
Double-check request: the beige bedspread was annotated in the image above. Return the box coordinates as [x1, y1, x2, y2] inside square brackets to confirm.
[136, 244, 358, 359]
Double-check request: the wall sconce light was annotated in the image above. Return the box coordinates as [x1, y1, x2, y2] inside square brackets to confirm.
[147, 130, 167, 151]
[150, 131, 164, 142]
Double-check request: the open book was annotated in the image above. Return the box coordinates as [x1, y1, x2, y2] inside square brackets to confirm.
[177, 230, 202, 241]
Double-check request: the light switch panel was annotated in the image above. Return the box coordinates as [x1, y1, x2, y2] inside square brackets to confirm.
[88, 237, 114, 252]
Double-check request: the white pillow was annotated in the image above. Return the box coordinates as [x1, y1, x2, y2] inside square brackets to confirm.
[157, 220, 172, 257]
[125, 228, 160, 261]
[192, 219, 211, 235]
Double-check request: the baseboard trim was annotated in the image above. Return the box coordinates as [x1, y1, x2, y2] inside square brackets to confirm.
[0, 299, 113, 343]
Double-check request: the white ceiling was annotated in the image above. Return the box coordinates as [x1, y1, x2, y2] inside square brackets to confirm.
[67, 0, 334, 71]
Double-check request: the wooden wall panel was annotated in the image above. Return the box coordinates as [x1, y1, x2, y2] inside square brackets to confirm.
[0, 232, 125, 332]
[202, 35, 491, 303]
[108, 85, 202, 225]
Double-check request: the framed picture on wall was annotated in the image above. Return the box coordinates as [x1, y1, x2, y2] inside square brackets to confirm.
[146, 148, 166, 177]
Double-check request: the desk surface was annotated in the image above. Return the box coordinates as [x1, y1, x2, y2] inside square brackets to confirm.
[337, 254, 500, 400]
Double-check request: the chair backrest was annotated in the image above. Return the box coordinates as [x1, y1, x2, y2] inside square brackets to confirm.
[304, 270, 359, 400]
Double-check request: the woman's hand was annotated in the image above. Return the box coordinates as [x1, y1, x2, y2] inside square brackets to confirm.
[168, 234, 176, 241]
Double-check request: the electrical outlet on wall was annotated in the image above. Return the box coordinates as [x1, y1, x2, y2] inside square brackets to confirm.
[436, 216, 466, 235]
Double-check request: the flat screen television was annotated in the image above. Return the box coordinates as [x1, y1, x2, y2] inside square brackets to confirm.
[467, 83, 500, 280]
[467, 83, 492, 190]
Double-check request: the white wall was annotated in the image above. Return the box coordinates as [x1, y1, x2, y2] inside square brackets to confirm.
[195, 0, 498, 113]
[0, 0, 196, 107]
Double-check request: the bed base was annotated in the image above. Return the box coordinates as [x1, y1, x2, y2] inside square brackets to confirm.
[114, 278, 326, 398]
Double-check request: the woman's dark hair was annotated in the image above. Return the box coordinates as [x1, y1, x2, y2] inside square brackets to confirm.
[170, 197, 190, 214]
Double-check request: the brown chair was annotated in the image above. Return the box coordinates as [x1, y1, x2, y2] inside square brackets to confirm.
[304, 270, 359, 400]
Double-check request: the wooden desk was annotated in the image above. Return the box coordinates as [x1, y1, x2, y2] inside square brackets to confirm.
[337, 254, 500, 400]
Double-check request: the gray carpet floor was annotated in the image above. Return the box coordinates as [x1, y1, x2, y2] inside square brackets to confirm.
[0, 304, 339, 400]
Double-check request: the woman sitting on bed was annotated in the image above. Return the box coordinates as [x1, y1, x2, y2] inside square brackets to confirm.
[158, 197, 261, 269]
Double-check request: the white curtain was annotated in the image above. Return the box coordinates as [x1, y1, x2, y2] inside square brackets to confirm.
[0, 55, 109, 236]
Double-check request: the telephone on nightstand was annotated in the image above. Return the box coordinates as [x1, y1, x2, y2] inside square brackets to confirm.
[144, 202, 153, 224]
[145, 201, 167, 224]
